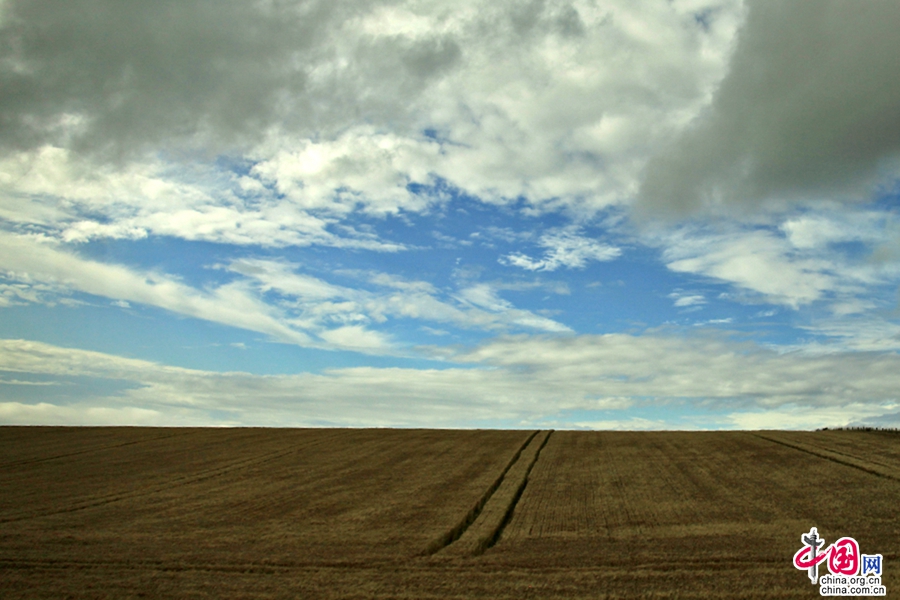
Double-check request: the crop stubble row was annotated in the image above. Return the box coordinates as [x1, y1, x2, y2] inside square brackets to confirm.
[1, 427, 898, 598]
[484, 430, 899, 594]
[0, 428, 532, 566]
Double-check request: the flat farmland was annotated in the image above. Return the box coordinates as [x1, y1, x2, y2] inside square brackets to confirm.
[1, 428, 897, 598]
[486, 431, 900, 596]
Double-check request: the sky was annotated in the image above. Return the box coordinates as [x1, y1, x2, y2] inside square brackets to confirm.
[2, 0, 900, 430]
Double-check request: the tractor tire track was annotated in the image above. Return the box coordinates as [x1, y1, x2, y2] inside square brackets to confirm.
[751, 432, 900, 481]
[436, 430, 552, 557]
[423, 430, 540, 555]
[762, 432, 900, 471]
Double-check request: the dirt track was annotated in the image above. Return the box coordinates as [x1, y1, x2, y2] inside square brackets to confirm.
[1, 427, 897, 598]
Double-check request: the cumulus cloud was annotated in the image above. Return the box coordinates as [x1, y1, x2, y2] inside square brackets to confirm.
[6, 0, 899, 431]
[250, 129, 442, 216]
[780, 210, 900, 254]
[0, 146, 405, 251]
[1, 0, 742, 214]
[639, 0, 900, 216]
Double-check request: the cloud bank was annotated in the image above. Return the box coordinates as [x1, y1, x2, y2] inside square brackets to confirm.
[2, 336, 898, 429]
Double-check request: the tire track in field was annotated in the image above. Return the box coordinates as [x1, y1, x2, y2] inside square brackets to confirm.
[434, 430, 552, 557]
[770, 432, 900, 471]
[751, 432, 900, 481]
[423, 430, 541, 555]
[0, 431, 344, 524]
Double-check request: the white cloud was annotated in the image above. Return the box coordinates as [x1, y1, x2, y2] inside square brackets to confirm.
[663, 227, 837, 308]
[0, 235, 571, 353]
[646, 210, 900, 345]
[458, 333, 900, 411]
[669, 291, 706, 307]
[3, 334, 900, 428]
[318, 325, 392, 351]
[0, 146, 405, 251]
[1, 0, 745, 226]
[0, 232, 312, 345]
[0, 402, 178, 426]
[698, 318, 732, 326]
[0, 339, 626, 427]
[796, 316, 900, 354]
[250, 130, 441, 216]
[501, 229, 621, 271]
[0, 378, 60, 386]
[232, 258, 573, 336]
[782, 215, 862, 251]
[455, 283, 511, 312]
[3, 0, 900, 432]
[724, 402, 899, 431]
[573, 417, 685, 431]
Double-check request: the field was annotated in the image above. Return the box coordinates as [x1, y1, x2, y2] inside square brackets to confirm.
[1, 427, 897, 598]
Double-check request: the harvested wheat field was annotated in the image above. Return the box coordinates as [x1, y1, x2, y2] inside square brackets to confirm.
[1, 427, 897, 598]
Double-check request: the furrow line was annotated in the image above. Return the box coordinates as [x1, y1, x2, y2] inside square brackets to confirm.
[438, 430, 552, 557]
[0, 429, 197, 470]
[0, 431, 344, 523]
[423, 430, 540, 556]
[751, 432, 900, 481]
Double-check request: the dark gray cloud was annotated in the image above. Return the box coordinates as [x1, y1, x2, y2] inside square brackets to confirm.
[0, 0, 307, 157]
[638, 0, 900, 217]
[0, 0, 464, 161]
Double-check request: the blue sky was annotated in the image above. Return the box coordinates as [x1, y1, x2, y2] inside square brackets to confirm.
[2, 0, 900, 429]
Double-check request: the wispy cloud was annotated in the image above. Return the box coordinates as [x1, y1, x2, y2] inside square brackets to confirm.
[0, 232, 312, 345]
[3, 336, 899, 429]
[652, 212, 900, 312]
[231, 258, 572, 337]
[457, 333, 900, 411]
[0, 378, 61, 386]
[501, 229, 621, 272]
[0, 235, 574, 354]
[669, 290, 706, 308]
